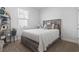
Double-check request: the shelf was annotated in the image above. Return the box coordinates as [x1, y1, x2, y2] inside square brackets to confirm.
[0, 14, 9, 18]
[0, 14, 11, 43]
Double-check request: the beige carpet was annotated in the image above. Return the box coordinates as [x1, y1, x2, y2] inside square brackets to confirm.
[3, 40, 79, 52]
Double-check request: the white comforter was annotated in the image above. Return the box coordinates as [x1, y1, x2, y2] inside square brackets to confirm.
[22, 29, 59, 52]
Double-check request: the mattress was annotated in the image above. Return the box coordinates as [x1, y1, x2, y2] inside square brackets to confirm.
[22, 29, 59, 51]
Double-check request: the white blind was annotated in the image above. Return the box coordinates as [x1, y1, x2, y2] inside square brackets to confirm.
[18, 8, 29, 27]
[18, 8, 29, 19]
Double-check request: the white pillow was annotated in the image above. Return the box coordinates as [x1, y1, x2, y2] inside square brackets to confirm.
[43, 24, 47, 29]
[52, 24, 54, 29]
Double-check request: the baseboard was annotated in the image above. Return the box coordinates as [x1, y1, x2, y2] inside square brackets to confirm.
[62, 38, 79, 44]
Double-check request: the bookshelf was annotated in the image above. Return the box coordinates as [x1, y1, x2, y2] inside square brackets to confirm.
[0, 14, 11, 43]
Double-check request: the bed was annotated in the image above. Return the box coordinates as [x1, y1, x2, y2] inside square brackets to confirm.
[21, 19, 61, 52]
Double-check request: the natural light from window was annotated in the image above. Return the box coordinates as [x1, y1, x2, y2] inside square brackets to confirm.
[18, 8, 29, 28]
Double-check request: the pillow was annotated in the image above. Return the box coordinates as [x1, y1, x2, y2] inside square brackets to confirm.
[54, 24, 59, 29]
[43, 24, 54, 29]
[52, 24, 54, 29]
[43, 24, 47, 29]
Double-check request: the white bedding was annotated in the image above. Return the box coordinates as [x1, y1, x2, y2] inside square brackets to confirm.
[22, 29, 59, 52]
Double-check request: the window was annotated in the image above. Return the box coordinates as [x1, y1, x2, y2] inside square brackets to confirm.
[18, 20, 28, 28]
[18, 8, 29, 28]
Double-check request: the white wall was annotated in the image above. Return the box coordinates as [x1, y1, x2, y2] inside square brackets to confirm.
[40, 7, 62, 20]
[61, 8, 78, 43]
[5, 7, 40, 39]
[40, 7, 78, 44]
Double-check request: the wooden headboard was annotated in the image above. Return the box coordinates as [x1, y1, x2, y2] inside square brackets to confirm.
[43, 19, 61, 39]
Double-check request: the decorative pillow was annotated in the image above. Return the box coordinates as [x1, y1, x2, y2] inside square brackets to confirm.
[52, 24, 54, 29]
[54, 24, 59, 29]
[43, 24, 54, 29]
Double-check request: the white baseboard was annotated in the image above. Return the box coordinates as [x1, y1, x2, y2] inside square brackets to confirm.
[62, 38, 79, 44]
